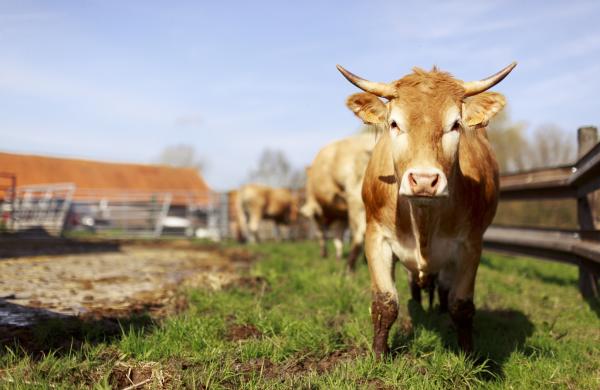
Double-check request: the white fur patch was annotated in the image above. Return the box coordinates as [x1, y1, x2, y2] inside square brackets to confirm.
[441, 105, 461, 158]
[443, 105, 460, 131]
[391, 133, 409, 157]
[442, 131, 460, 158]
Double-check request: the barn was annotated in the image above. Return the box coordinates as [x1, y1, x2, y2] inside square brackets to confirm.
[0, 152, 225, 238]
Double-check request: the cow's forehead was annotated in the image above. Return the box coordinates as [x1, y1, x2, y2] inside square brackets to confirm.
[388, 93, 460, 124]
[385, 69, 464, 122]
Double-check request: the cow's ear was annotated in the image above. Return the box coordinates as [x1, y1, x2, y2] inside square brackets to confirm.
[463, 92, 506, 127]
[346, 93, 387, 125]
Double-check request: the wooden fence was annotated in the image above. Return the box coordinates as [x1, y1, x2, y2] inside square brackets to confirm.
[484, 126, 600, 299]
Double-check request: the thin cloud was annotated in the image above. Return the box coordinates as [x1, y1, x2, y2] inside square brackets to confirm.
[0, 61, 185, 124]
[174, 114, 203, 128]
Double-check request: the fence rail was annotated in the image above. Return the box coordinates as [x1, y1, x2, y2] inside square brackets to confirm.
[483, 126, 600, 299]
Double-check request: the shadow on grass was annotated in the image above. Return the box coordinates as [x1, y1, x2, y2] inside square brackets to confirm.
[391, 300, 534, 380]
[585, 296, 600, 319]
[0, 300, 155, 359]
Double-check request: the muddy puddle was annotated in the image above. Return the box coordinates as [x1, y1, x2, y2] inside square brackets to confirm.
[0, 241, 253, 327]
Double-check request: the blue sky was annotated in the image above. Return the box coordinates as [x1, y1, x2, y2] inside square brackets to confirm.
[1, 0, 599, 190]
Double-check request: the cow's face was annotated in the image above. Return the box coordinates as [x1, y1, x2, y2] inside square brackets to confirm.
[340, 64, 514, 199]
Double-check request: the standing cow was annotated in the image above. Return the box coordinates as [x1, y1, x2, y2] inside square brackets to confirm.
[235, 184, 297, 243]
[337, 62, 516, 356]
[301, 133, 376, 270]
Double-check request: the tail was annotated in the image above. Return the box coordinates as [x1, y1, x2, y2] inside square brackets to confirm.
[235, 190, 249, 242]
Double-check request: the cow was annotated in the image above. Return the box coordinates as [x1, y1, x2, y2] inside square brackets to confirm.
[235, 184, 298, 243]
[300, 132, 376, 270]
[337, 62, 516, 356]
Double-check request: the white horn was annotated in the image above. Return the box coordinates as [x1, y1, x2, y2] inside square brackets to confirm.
[336, 65, 396, 99]
[462, 62, 517, 97]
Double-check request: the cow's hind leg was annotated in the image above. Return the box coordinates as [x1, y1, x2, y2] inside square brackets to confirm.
[408, 272, 421, 304]
[408, 272, 436, 309]
[347, 195, 366, 271]
[331, 220, 346, 261]
[365, 225, 398, 358]
[314, 221, 328, 258]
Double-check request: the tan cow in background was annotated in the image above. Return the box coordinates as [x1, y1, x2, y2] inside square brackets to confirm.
[338, 62, 516, 356]
[235, 184, 298, 243]
[301, 132, 376, 270]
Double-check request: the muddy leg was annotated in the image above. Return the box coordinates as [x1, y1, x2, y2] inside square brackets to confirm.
[448, 241, 480, 352]
[371, 291, 399, 358]
[365, 225, 398, 358]
[450, 298, 475, 352]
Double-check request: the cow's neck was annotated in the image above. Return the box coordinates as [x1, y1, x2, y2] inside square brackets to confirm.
[408, 201, 439, 263]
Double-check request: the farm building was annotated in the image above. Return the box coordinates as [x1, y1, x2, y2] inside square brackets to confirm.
[0, 152, 226, 238]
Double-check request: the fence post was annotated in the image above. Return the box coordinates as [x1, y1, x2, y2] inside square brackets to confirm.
[577, 126, 600, 298]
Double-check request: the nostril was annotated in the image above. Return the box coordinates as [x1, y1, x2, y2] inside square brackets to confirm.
[431, 175, 439, 188]
[409, 173, 418, 186]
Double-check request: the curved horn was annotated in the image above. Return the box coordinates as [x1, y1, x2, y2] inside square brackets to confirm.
[463, 62, 517, 97]
[336, 65, 396, 99]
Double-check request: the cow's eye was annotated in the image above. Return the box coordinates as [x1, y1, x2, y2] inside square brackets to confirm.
[390, 120, 398, 129]
[451, 120, 460, 132]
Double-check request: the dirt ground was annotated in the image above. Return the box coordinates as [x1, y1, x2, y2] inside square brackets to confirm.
[0, 240, 255, 328]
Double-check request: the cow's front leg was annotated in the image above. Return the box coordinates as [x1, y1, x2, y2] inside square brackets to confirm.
[273, 223, 282, 242]
[314, 221, 328, 258]
[365, 225, 398, 358]
[248, 214, 261, 243]
[449, 241, 481, 352]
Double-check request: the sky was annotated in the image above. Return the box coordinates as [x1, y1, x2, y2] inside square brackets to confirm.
[1, 0, 599, 190]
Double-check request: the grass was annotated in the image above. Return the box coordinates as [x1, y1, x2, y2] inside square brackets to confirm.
[1, 241, 599, 389]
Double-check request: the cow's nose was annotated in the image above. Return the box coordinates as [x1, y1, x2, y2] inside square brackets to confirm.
[408, 172, 439, 196]
[400, 168, 448, 197]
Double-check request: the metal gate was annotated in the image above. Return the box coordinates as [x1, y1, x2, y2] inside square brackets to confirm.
[7, 183, 75, 236]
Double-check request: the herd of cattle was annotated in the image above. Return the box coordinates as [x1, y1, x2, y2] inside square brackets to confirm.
[234, 62, 517, 356]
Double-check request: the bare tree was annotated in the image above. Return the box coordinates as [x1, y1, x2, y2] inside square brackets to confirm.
[247, 148, 304, 188]
[488, 109, 575, 172]
[157, 144, 207, 173]
[527, 124, 575, 169]
[487, 110, 529, 173]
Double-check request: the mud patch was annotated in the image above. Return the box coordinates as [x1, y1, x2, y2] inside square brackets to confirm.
[225, 275, 270, 293]
[233, 347, 365, 380]
[0, 241, 255, 329]
[110, 360, 182, 389]
[226, 323, 263, 341]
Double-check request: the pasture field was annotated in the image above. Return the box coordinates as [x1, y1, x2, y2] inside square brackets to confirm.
[0, 240, 599, 389]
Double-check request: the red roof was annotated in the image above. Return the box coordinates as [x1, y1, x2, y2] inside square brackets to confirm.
[0, 152, 212, 205]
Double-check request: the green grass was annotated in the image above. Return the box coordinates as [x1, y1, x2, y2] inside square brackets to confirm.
[1, 241, 599, 389]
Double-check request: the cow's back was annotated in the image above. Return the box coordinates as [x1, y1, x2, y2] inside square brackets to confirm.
[307, 133, 376, 215]
[265, 188, 293, 218]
